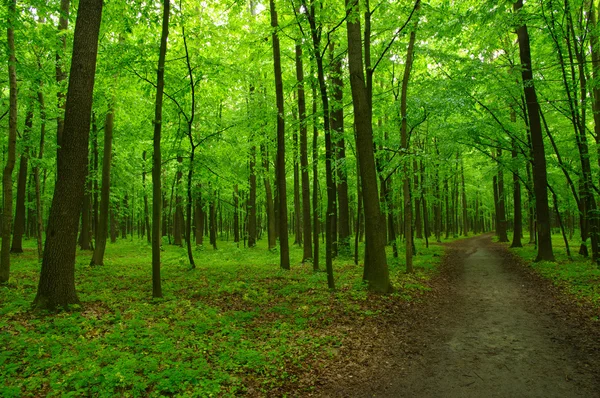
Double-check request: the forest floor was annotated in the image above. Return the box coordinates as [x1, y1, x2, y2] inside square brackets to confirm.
[313, 234, 600, 397]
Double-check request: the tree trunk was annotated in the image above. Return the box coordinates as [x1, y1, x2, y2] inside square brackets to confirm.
[33, 0, 103, 308]
[173, 156, 183, 246]
[0, 0, 18, 284]
[261, 144, 276, 250]
[511, 138, 523, 248]
[414, 159, 422, 239]
[79, 178, 92, 250]
[303, 0, 335, 287]
[514, 0, 554, 261]
[90, 107, 114, 266]
[269, 0, 290, 270]
[151, 0, 168, 299]
[248, 146, 257, 247]
[209, 195, 217, 250]
[496, 150, 509, 242]
[400, 20, 418, 272]
[461, 161, 468, 236]
[11, 107, 33, 254]
[55, 0, 70, 161]
[296, 44, 312, 262]
[346, 0, 390, 293]
[34, 88, 47, 260]
[312, 83, 320, 271]
[233, 185, 240, 243]
[330, 42, 350, 256]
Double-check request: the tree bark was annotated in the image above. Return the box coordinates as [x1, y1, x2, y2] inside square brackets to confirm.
[269, 0, 290, 270]
[303, 0, 335, 286]
[11, 107, 33, 254]
[400, 21, 418, 272]
[90, 107, 114, 265]
[0, 0, 18, 284]
[33, 0, 103, 308]
[151, 0, 168, 300]
[330, 42, 351, 256]
[346, 0, 390, 292]
[248, 145, 257, 247]
[511, 138, 523, 248]
[34, 88, 47, 260]
[295, 44, 312, 262]
[514, 0, 554, 261]
[56, 0, 70, 161]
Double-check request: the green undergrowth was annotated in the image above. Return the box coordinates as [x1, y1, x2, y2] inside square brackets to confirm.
[0, 235, 453, 397]
[506, 233, 600, 310]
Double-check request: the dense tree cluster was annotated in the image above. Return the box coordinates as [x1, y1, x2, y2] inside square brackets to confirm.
[0, 0, 598, 309]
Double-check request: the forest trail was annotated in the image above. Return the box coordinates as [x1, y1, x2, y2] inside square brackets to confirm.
[317, 235, 600, 398]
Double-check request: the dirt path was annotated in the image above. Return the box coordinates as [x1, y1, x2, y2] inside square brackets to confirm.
[316, 235, 600, 397]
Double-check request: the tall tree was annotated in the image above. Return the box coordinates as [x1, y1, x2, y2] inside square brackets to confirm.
[269, 0, 290, 270]
[514, 0, 554, 261]
[400, 11, 419, 273]
[11, 106, 33, 254]
[346, 0, 390, 293]
[90, 106, 115, 266]
[302, 0, 335, 288]
[0, 0, 18, 284]
[151, 0, 170, 299]
[295, 43, 312, 262]
[33, 0, 104, 309]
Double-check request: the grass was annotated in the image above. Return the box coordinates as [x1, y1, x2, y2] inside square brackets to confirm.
[0, 234, 452, 397]
[504, 232, 600, 309]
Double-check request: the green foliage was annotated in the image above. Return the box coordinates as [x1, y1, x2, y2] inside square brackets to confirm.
[0, 235, 451, 396]
[509, 234, 600, 308]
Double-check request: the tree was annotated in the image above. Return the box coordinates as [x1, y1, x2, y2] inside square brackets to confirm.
[90, 105, 114, 266]
[151, 0, 170, 299]
[0, 0, 18, 284]
[269, 0, 290, 270]
[514, 0, 554, 262]
[33, 0, 104, 309]
[346, 0, 390, 293]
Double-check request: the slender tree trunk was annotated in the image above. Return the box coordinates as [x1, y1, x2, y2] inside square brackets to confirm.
[514, 0, 554, 261]
[497, 150, 509, 242]
[90, 108, 114, 266]
[151, 0, 169, 299]
[303, 0, 335, 287]
[11, 107, 33, 253]
[261, 144, 276, 250]
[414, 159, 422, 238]
[312, 83, 320, 271]
[400, 19, 418, 272]
[210, 195, 217, 250]
[346, 0, 390, 292]
[143, 151, 151, 243]
[173, 156, 183, 246]
[330, 42, 351, 256]
[33, 0, 103, 308]
[269, 0, 290, 270]
[233, 185, 240, 243]
[79, 178, 92, 250]
[0, 0, 18, 284]
[511, 138, 523, 248]
[296, 44, 312, 262]
[248, 146, 257, 247]
[55, 0, 70, 161]
[34, 88, 47, 260]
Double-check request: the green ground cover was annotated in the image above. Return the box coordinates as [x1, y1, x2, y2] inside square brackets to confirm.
[505, 233, 600, 309]
[1, 236, 450, 397]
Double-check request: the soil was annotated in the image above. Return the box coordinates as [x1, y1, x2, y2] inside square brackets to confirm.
[311, 234, 600, 397]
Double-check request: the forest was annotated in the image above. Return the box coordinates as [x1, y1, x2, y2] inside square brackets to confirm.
[2, 0, 600, 396]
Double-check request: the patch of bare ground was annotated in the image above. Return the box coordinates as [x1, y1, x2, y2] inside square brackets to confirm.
[294, 235, 600, 398]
